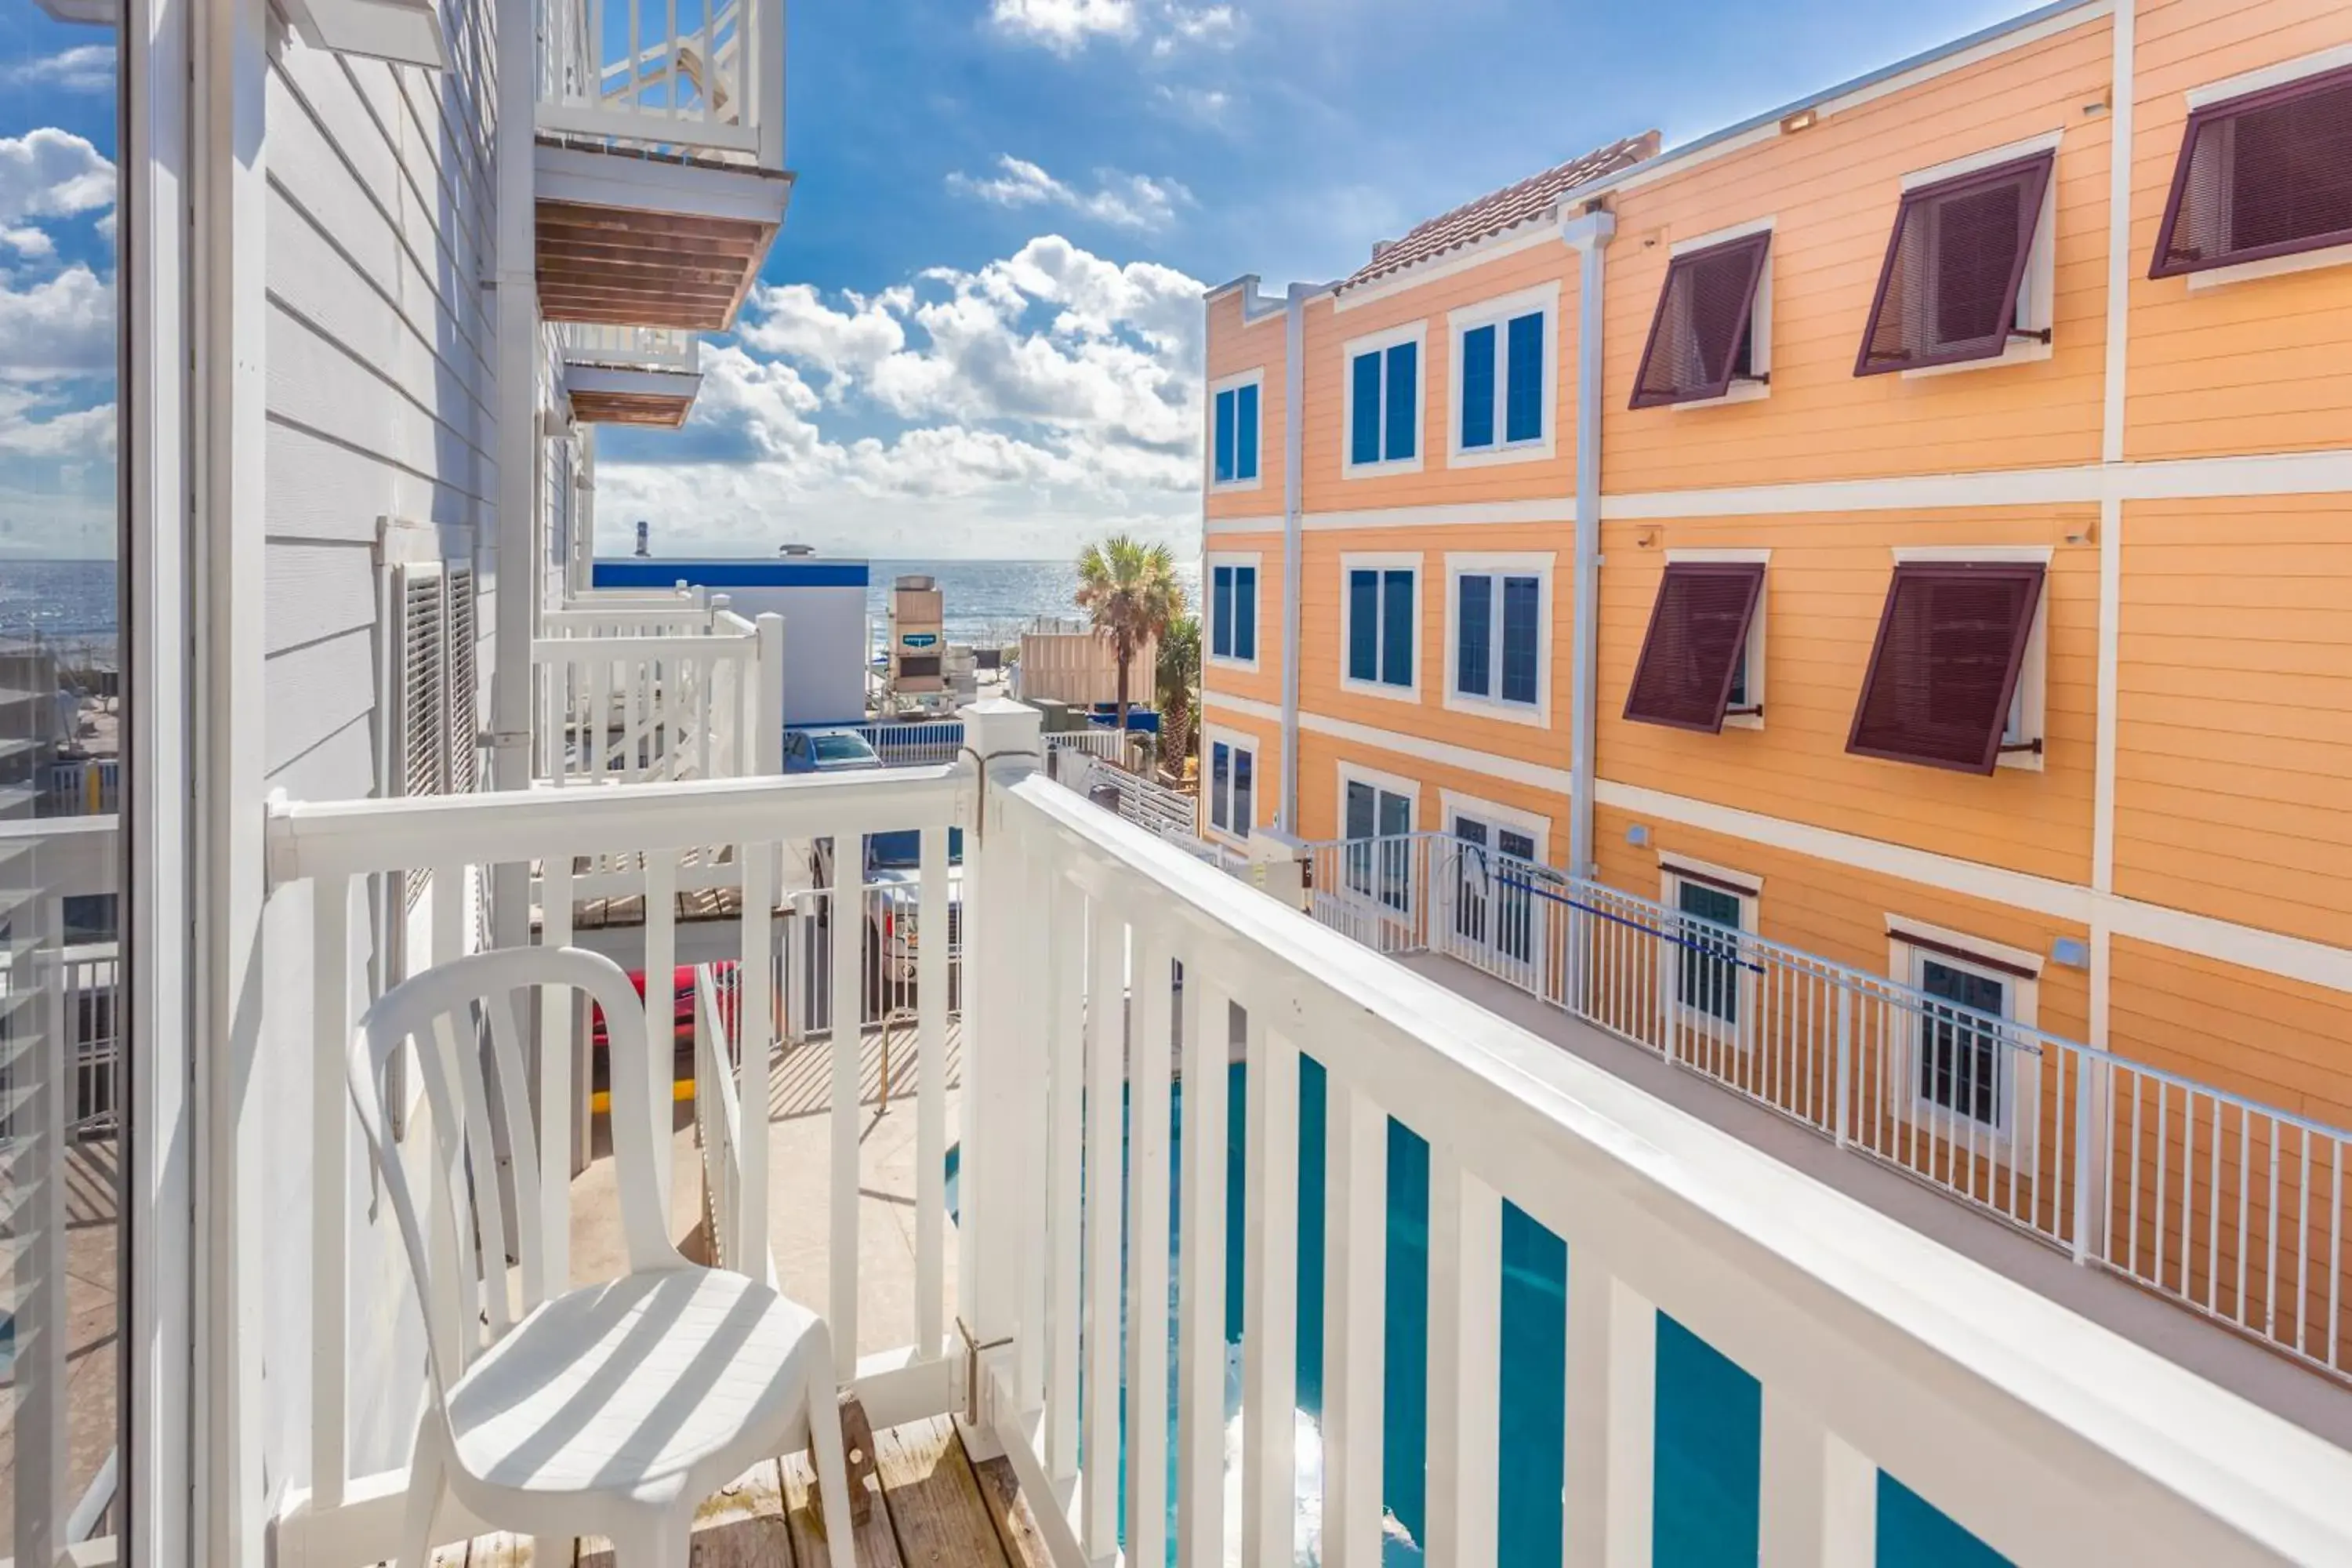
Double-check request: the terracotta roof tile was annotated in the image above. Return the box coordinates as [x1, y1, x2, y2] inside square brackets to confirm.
[1337, 131, 1662, 292]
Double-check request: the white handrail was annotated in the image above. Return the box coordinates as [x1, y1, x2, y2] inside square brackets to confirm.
[967, 771, 2352, 1566]
[533, 0, 782, 166]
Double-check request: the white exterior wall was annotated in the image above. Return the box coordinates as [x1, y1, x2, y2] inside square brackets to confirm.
[253, 3, 532, 1498]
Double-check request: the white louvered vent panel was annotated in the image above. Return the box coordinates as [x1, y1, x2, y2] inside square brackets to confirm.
[445, 564, 480, 793]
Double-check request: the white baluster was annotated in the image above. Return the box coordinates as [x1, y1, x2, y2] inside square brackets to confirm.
[1081, 900, 1125, 1555]
[1322, 1066, 1388, 1568]
[739, 840, 775, 1282]
[828, 833, 862, 1381]
[1125, 920, 1176, 1568]
[1564, 1263, 1655, 1568]
[1174, 971, 1229, 1568]
[1241, 1013, 1299, 1568]
[310, 873, 352, 1511]
[1426, 1146, 1501, 1568]
[1044, 872, 1087, 1482]
[916, 825, 951, 1358]
[1759, 1388, 1876, 1568]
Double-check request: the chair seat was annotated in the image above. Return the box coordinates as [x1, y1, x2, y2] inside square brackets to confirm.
[446, 1266, 822, 1508]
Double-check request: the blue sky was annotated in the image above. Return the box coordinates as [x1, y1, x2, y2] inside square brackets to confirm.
[0, 0, 2034, 561]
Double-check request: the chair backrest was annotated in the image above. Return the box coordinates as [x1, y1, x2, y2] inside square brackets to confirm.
[347, 946, 681, 1397]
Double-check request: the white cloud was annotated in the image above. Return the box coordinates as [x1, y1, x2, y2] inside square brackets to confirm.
[1152, 83, 1232, 126]
[0, 389, 115, 460]
[1152, 3, 1238, 54]
[1, 227, 56, 260]
[0, 264, 115, 380]
[947, 156, 1193, 233]
[0, 129, 116, 226]
[598, 235, 1207, 558]
[988, 0, 1136, 53]
[4, 46, 118, 93]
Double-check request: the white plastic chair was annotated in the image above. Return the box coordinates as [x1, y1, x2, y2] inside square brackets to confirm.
[347, 946, 856, 1568]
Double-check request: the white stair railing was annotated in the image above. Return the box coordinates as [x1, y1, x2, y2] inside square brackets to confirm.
[951, 756, 2352, 1568]
[535, 608, 782, 785]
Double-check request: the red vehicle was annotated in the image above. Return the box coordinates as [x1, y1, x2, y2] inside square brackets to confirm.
[590, 961, 739, 1058]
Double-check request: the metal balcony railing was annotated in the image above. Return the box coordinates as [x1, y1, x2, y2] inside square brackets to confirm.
[1302, 828, 2352, 1383]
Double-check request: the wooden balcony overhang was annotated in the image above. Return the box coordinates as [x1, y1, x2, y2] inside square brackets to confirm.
[563, 363, 702, 427]
[535, 137, 794, 332]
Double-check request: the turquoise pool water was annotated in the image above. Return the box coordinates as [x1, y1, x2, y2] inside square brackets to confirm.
[958, 1058, 2013, 1566]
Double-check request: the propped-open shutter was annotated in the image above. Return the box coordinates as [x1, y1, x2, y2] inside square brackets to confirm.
[393, 564, 447, 910]
[1630, 231, 1770, 408]
[2151, 65, 2352, 278]
[445, 563, 480, 793]
[1856, 151, 2053, 376]
[1846, 561, 2043, 775]
[1622, 562, 1766, 732]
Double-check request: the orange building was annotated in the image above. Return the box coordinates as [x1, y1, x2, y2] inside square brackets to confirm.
[1201, 0, 2352, 1375]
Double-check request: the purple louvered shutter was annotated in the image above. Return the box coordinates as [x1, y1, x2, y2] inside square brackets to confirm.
[2151, 65, 2352, 278]
[1846, 562, 2043, 775]
[1630, 231, 1771, 408]
[1622, 562, 1766, 733]
[1855, 151, 2053, 376]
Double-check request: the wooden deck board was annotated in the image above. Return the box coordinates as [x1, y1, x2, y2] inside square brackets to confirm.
[431, 1414, 1014, 1568]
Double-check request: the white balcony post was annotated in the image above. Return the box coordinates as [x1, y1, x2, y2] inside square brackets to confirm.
[956, 698, 1044, 1406]
[755, 0, 786, 169]
[754, 613, 785, 775]
[1564, 1263, 1655, 1568]
[1759, 1389, 1875, 1568]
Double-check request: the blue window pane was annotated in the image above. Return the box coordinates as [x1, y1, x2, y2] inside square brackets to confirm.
[1460, 325, 1496, 449]
[1211, 566, 1233, 659]
[1236, 383, 1259, 478]
[1233, 746, 1254, 832]
[1345, 779, 1374, 840]
[1506, 311, 1545, 443]
[1233, 565, 1257, 661]
[1348, 569, 1379, 681]
[1214, 388, 1236, 483]
[1385, 341, 1418, 460]
[1502, 574, 1541, 704]
[1210, 742, 1231, 831]
[1381, 569, 1414, 686]
[1654, 1312, 1762, 1568]
[1350, 352, 1382, 465]
[1457, 574, 1492, 696]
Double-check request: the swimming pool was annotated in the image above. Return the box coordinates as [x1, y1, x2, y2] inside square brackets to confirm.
[958, 1058, 2013, 1566]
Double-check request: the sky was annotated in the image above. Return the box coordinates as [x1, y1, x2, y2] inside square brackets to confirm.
[0, 0, 2034, 563]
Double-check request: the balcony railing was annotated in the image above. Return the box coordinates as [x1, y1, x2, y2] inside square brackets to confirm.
[535, 601, 782, 783]
[537, 0, 784, 169]
[1302, 829, 2352, 1382]
[555, 321, 699, 373]
[259, 703, 2352, 1566]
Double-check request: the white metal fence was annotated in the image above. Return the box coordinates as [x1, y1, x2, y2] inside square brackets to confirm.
[1303, 829, 2352, 1381]
[851, 720, 965, 768]
[1045, 746, 1194, 841]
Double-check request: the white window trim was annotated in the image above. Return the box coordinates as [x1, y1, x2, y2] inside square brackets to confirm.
[1440, 789, 1550, 865]
[1663, 547, 1769, 730]
[1339, 551, 1423, 703]
[1202, 725, 1262, 844]
[1889, 545, 2050, 771]
[1341, 321, 1428, 477]
[1666, 217, 1774, 408]
[1208, 367, 1267, 494]
[1660, 859, 1761, 1054]
[1441, 550, 1553, 728]
[1337, 762, 1421, 919]
[1338, 760, 1422, 837]
[1445, 281, 1559, 466]
[1895, 129, 2063, 380]
[1887, 920, 2042, 1149]
[1205, 550, 1264, 673]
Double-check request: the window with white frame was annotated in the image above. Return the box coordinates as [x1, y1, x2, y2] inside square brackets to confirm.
[1450, 285, 1556, 460]
[1888, 919, 2042, 1138]
[1857, 132, 2061, 379]
[1343, 322, 1425, 474]
[1208, 554, 1260, 666]
[1446, 554, 1550, 721]
[1207, 732, 1258, 838]
[1341, 768, 1417, 912]
[1849, 546, 2049, 774]
[1445, 794, 1548, 967]
[1631, 221, 1773, 408]
[1660, 857, 1759, 1047]
[1210, 369, 1264, 489]
[1341, 554, 1418, 696]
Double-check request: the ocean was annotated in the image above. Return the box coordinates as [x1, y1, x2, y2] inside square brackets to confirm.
[0, 556, 1206, 660]
[863, 557, 1203, 649]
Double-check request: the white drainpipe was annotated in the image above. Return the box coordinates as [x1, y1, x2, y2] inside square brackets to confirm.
[1559, 204, 1616, 880]
[1279, 282, 1313, 834]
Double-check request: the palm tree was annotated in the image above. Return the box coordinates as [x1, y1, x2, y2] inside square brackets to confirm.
[1073, 535, 1186, 747]
[1155, 613, 1201, 782]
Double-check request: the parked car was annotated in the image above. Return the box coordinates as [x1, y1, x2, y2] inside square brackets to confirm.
[589, 961, 739, 1094]
[781, 725, 882, 774]
[806, 829, 965, 1016]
